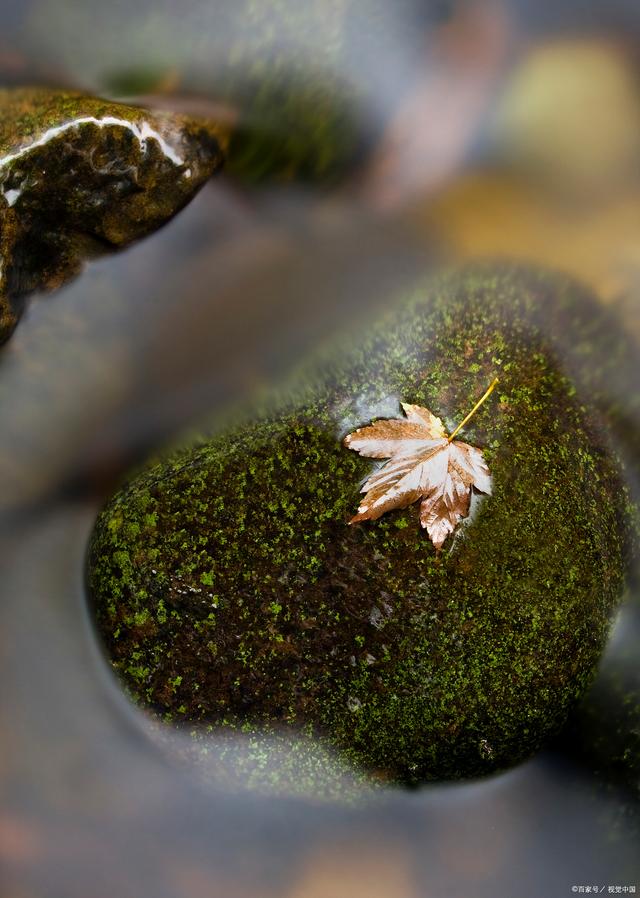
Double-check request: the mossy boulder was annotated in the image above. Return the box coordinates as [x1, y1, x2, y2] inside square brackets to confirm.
[0, 87, 225, 342]
[88, 266, 631, 787]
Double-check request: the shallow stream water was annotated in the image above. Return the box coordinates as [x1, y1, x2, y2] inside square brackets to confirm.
[1, 2, 640, 896]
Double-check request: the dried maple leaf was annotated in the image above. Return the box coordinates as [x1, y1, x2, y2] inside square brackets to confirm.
[344, 380, 497, 549]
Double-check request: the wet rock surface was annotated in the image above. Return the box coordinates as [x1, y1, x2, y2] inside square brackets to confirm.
[0, 87, 225, 343]
[89, 266, 632, 786]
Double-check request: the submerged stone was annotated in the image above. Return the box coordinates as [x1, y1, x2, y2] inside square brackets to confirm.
[0, 87, 225, 343]
[88, 266, 632, 787]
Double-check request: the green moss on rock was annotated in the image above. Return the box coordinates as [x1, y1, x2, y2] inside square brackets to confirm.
[88, 265, 632, 788]
[0, 87, 225, 343]
[152, 723, 382, 802]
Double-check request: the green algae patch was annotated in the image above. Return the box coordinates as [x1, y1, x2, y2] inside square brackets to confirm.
[88, 265, 632, 788]
[0, 87, 225, 343]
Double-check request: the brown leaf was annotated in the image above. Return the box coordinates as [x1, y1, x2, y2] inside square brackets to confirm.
[344, 402, 491, 549]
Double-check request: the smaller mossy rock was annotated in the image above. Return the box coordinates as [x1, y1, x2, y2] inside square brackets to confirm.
[89, 266, 632, 788]
[0, 87, 225, 343]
